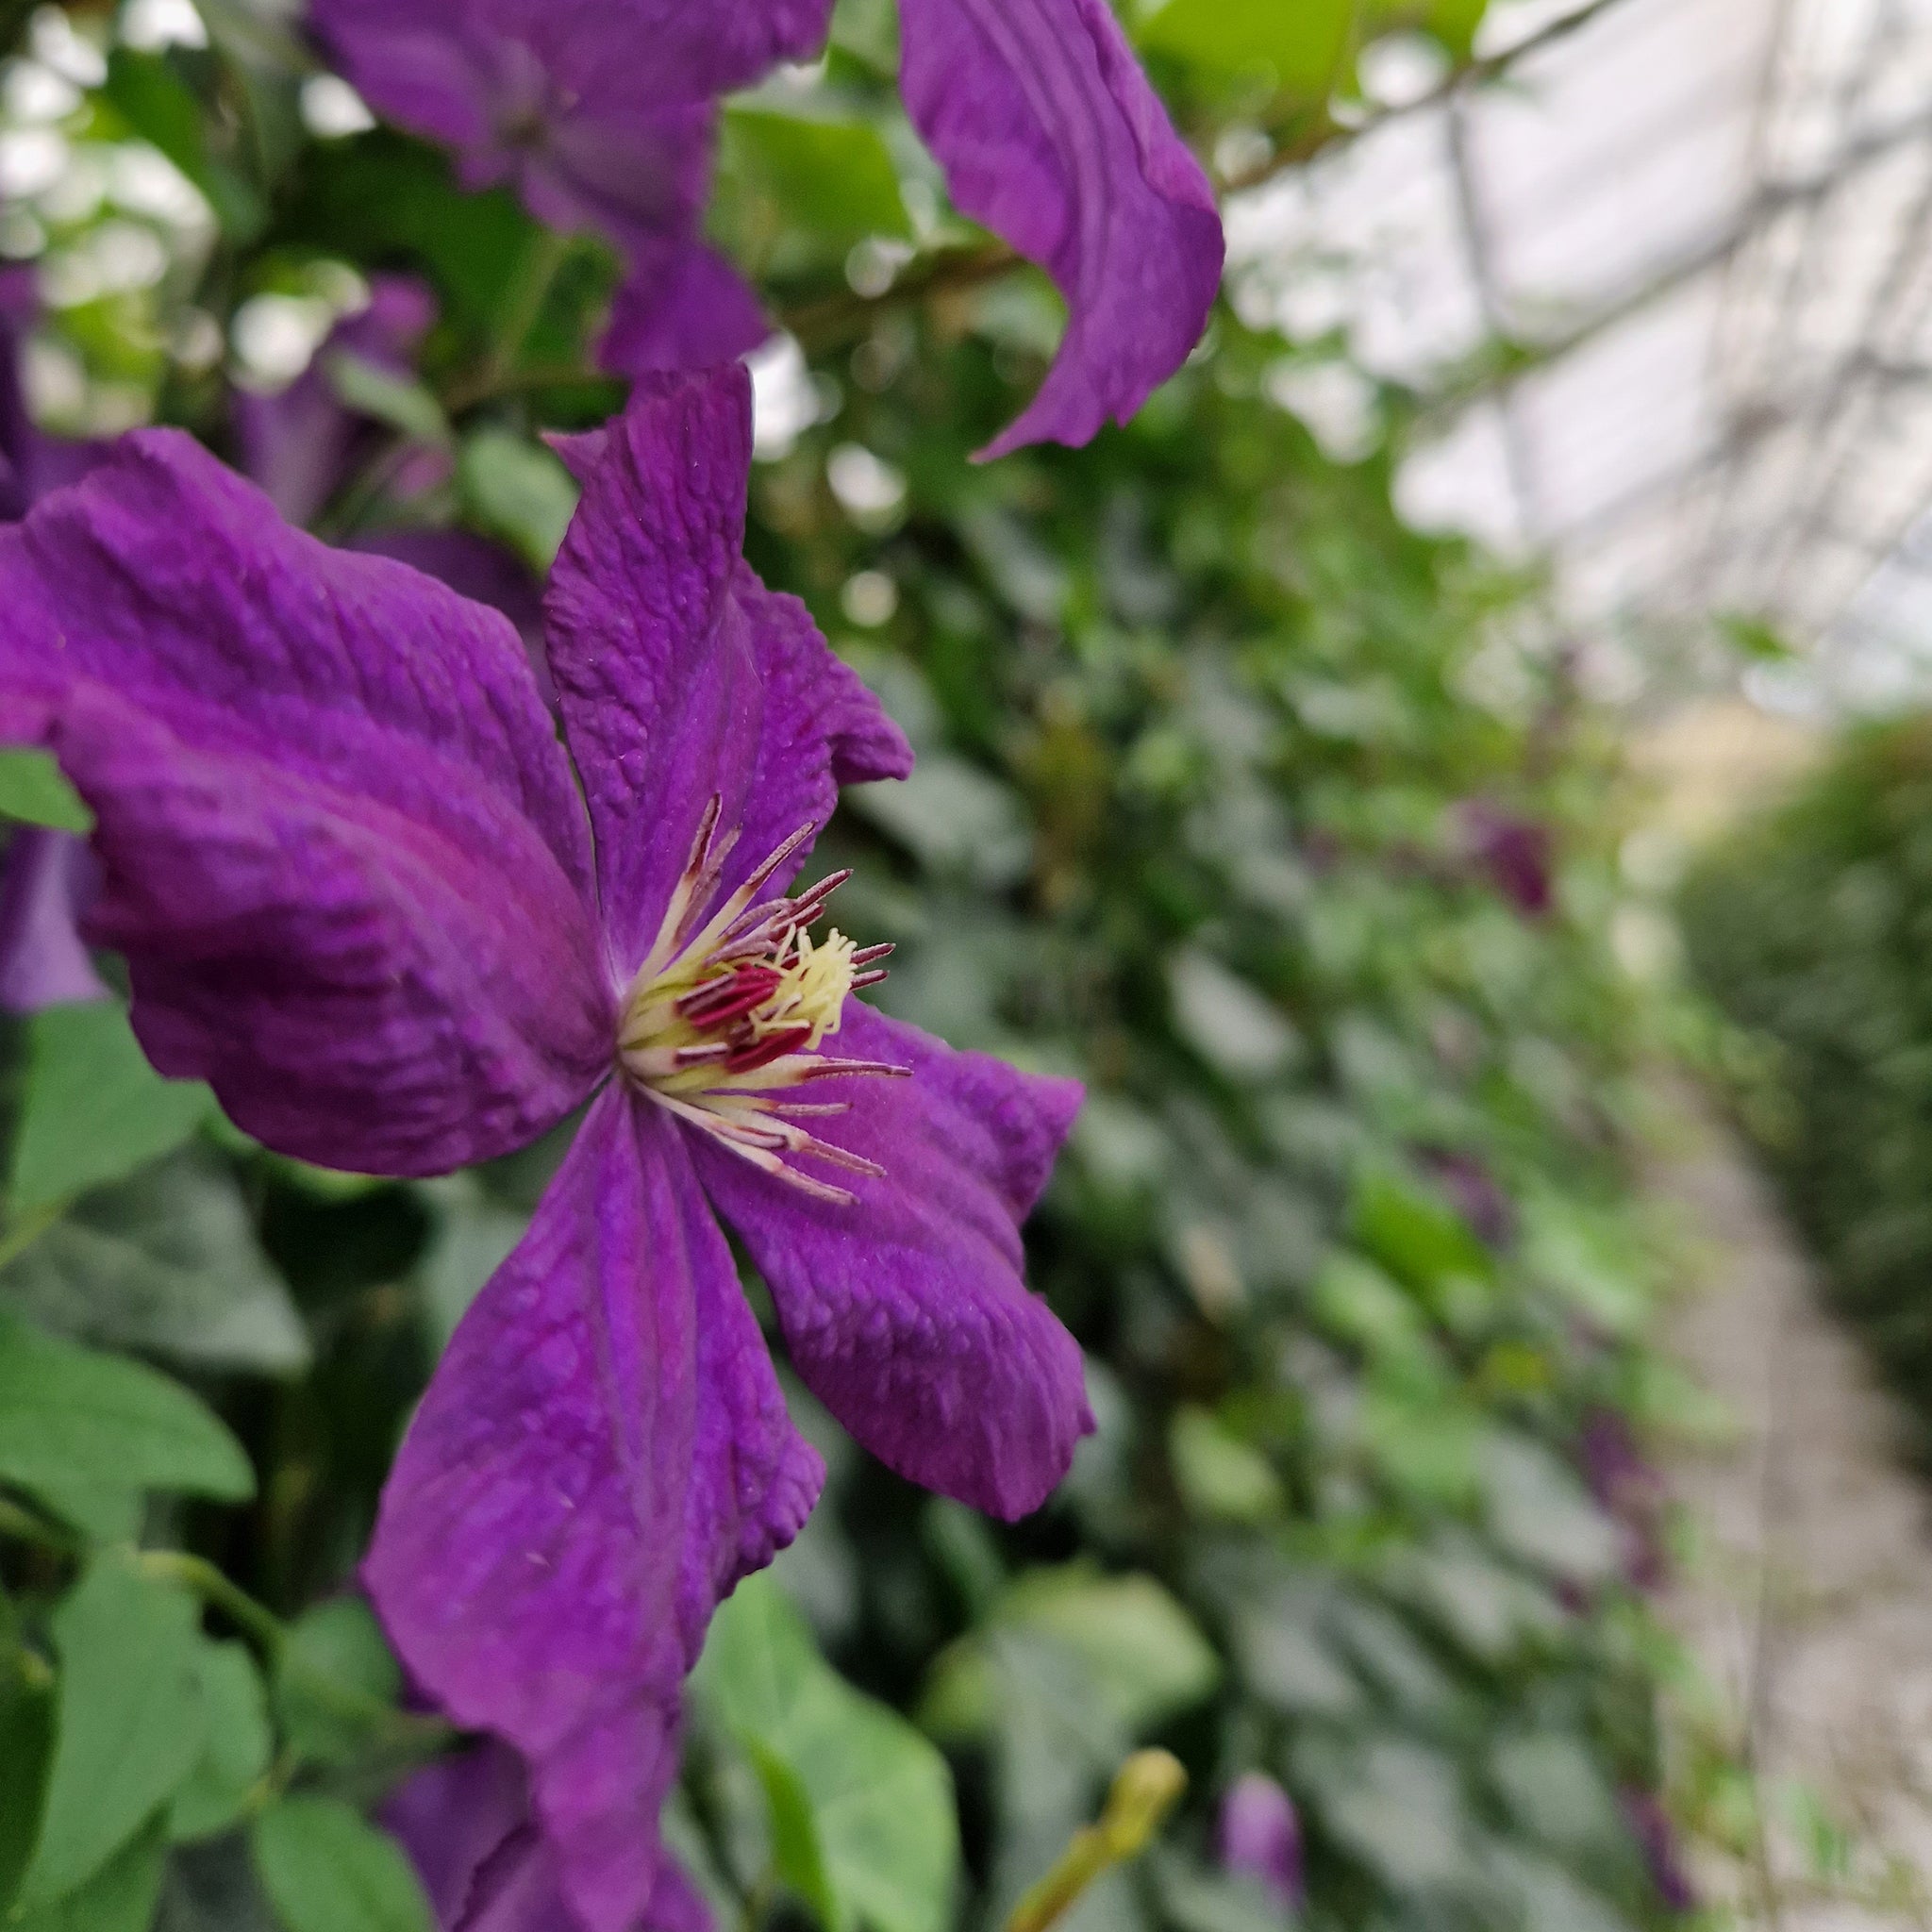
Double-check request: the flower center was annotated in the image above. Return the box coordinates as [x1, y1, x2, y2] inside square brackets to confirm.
[616, 796, 902, 1204]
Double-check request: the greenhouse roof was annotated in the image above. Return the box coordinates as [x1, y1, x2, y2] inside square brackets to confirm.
[1226, 0, 1932, 703]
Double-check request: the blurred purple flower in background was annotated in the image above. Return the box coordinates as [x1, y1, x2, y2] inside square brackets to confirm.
[1218, 1772, 1304, 1913]
[1416, 1146, 1516, 1248]
[233, 273, 442, 525]
[1460, 799, 1555, 916]
[0, 829, 105, 1013]
[1622, 1789, 1697, 1914]
[0, 363, 1091, 1931]
[307, 0, 1224, 452]
[1580, 1407, 1669, 1592]
[0, 268, 108, 520]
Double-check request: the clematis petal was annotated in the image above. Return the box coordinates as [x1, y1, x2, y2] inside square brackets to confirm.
[367, 1090, 820, 1932]
[597, 239, 771, 379]
[0, 829, 107, 1013]
[899, 0, 1224, 458]
[543, 366, 909, 975]
[0, 431, 608, 1174]
[692, 1003, 1091, 1522]
[313, 0, 835, 131]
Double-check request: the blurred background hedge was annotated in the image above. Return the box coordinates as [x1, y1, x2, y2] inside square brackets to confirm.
[1682, 720, 1932, 1441]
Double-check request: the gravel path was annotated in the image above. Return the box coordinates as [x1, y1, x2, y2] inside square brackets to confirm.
[1655, 1089, 1932, 1928]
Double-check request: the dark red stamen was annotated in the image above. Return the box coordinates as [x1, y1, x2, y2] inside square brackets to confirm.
[678, 965, 783, 1027]
[724, 1025, 814, 1073]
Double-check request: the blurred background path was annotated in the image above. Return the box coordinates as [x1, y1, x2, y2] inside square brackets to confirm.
[1653, 1089, 1932, 1928]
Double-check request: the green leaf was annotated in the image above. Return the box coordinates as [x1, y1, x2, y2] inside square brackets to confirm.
[9, 1817, 167, 1932]
[1167, 1407, 1284, 1522]
[170, 1642, 273, 1842]
[978, 1566, 1220, 1736]
[1139, 0, 1354, 92]
[0, 1315, 255, 1508]
[250, 1797, 434, 1932]
[101, 49, 265, 239]
[18, 1561, 207, 1907]
[0, 1658, 55, 1914]
[458, 430, 579, 573]
[0, 751, 92, 833]
[1349, 1165, 1494, 1315]
[745, 1735, 841, 1931]
[275, 1598, 403, 1768]
[1480, 1433, 1621, 1586]
[720, 108, 909, 258]
[9, 1003, 214, 1217]
[325, 350, 452, 448]
[698, 1576, 958, 1932]
[0, 1149, 309, 1375]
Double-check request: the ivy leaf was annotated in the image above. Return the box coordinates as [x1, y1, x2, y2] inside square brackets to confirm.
[458, 430, 579, 573]
[697, 1575, 958, 1932]
[9, 1003, 215, 1218]
[0, 1149, 309, 1376]
[170, 1642, 273, 1843]
[717, 108, 909, 273]
[9, 1817, 169, 1932]
[0, 1314, 255, 1508]
[250, 1797, 434, 1932]
[275, 1598, 404, 1769]
[0, 1654, 55, 1914]
[1138, 0, 1354, 93]
[17, 1561, 207, 1908]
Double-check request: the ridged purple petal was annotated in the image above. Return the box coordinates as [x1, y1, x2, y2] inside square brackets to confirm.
[900, 0, 1224, 458]
[693, 1003, 1091, 1521]
[367, 1090, 820, 1932]
[542, 367, 909, 976]
[0, 432, 608, 1174]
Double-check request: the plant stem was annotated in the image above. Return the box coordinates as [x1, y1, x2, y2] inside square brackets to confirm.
[482, 227, 575, 391]
[138, 1547, 288, 1653]
[0, 1492, 80, 1557]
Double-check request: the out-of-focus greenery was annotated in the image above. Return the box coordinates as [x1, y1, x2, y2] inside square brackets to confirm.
[1683, 718, 1932, 1430]
[0, 2, 1707, 1929]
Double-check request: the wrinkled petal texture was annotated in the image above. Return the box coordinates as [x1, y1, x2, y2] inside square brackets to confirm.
[0, 829, 107, 1013]
[694, 1003, 1091, 1520]
[900, 0, 1223, 458]
[368, 1090, 820, 1932]
[0, 433, 609, 1174]
[543, 368, 909, 974]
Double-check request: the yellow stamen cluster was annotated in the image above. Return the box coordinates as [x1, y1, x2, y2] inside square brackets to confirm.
[748, 927, 857, 1050]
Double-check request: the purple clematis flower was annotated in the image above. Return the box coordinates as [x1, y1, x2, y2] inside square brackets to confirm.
[307, 0, 775, 380]
[1217, 1772, 1305, 1914]
[0, 362, 1091, 1931]
[306, 0, 1224, 455]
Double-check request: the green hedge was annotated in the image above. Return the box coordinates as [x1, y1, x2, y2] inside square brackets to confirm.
[1682, 716, 1932, 1422]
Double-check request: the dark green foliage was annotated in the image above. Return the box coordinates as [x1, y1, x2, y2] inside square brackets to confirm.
[1684, 718, 1932, 1424]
